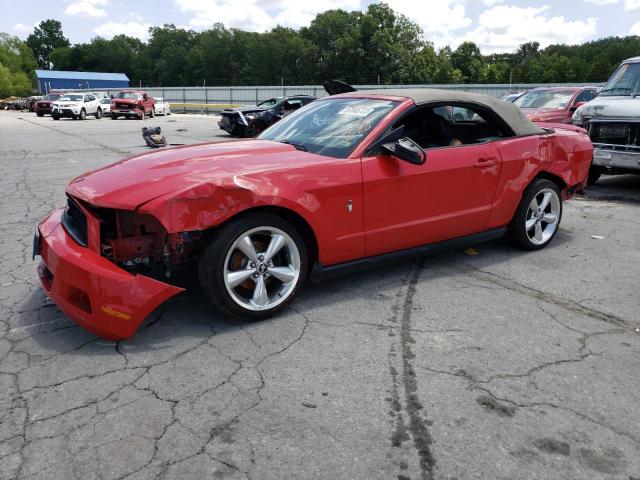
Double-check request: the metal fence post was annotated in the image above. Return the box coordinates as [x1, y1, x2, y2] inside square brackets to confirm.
[182, 88, 186, 112]
[204, 87, 208, 113]
[230, 87, 233, 105]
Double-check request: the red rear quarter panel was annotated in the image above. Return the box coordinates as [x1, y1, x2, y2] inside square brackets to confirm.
[486, 127, 592, 229]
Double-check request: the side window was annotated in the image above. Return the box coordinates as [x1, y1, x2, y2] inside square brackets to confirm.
[574, 90, 595, 104]
[395, 104, 510, 150]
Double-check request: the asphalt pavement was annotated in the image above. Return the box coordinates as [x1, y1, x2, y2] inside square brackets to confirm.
[0, 111, 638, 480]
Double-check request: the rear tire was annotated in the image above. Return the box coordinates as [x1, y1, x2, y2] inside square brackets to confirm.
[149, 107, 154, 118]
[52, 115, 59, 120]
[198, 213, 308, 320]
[508, 179, 562, 251]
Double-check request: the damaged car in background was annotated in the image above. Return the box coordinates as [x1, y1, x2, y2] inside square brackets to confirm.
[219, 95, 316, 137]
[573, 56, 640, 184]
[34, 88, 592, 340]
[219, 80, 356, 137]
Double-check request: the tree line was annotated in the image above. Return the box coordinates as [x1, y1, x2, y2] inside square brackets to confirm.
[1, 2, 639, 97]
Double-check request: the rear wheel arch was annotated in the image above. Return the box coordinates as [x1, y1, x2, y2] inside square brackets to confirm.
[532, 171, 567, 193]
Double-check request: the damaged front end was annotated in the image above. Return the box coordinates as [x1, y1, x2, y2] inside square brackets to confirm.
[586, 120, 640, 173]
[35, 195, 207, 340]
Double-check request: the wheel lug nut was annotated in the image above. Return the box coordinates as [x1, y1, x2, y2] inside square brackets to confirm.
[250, 262, 256, 268]
[253, 273, 258, 278]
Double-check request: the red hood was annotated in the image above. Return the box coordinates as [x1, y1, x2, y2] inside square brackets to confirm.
[66, 140, 316, 209]
[521, 107, 570, 123]
[113, 98, 140, 104]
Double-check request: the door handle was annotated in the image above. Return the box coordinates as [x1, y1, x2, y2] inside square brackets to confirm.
[473, 158, 496, 168]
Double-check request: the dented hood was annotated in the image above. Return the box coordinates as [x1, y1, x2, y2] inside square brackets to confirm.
[66, 140, 315, 210]
[577, 95, 640, 120]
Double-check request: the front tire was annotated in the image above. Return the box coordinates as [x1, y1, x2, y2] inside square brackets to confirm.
[111, 114, 117, 120]
[52, 114, 60, 120]
[246, 120, 265, 137]
[198, 213, 308, 320]
[95, 108, 102, 119]
[508, 179, 562, 251]
[78, 108, 86, 120]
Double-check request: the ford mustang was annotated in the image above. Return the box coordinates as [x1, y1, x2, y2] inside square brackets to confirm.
[34, 89, 593, 340]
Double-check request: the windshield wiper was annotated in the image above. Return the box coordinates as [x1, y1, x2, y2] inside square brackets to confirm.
[600, 87, 633, 96]
[278, 140, 308, 152]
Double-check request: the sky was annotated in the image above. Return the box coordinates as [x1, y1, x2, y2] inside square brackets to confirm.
[0, 0, 638, 54]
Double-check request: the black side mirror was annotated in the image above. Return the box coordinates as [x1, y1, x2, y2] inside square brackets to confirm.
[382, 137, 426, 165]
[143, 93, 148, 100]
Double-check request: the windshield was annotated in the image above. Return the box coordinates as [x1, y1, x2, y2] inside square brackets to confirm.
[259, 98, 399, 158]
[600, 62, 640, 96]
[58, 94, 83, 102]
[117, 92, 141, 100]
[513, 90, 576, 109]
[100, 98, 110, 104]
[513, 90, 575, 109]
[44, 94, 59, 101]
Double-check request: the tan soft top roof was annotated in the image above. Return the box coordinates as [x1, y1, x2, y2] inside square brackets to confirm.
[344, 88, 545, 137]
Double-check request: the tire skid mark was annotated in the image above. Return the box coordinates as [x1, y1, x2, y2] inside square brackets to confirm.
[388, 261, 435, 480]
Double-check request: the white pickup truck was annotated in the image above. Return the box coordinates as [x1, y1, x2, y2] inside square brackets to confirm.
[51, 93, 103, 121]
[573, 57, 640, 184]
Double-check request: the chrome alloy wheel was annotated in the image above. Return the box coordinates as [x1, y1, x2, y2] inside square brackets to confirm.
[223, 226, 301, 311]
[525, 188, 560, 246]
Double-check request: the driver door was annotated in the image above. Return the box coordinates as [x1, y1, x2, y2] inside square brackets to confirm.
[361, 110, 503, 256]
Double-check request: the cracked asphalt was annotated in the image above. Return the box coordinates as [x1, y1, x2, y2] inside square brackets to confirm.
[1, 110, 639, 480]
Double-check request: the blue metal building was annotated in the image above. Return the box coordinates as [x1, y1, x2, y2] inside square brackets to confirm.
[35, 70, 129, 93]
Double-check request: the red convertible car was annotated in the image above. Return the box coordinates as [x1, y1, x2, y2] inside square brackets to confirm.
[34, 89, 593, 340]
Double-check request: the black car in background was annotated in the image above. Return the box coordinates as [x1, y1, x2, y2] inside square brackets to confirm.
[219, 95, 317, 137]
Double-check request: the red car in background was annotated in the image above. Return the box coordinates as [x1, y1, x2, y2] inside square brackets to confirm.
[34, 89, 593, 340]
[514, 86, 598, 123]
[34, 93, 61, 117]
[110, 90, 155, 120]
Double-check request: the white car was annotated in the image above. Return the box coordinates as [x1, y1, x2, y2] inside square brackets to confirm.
[99, 98, 111, 114]
[51, 93, 102, 120]
[154, 97, 171, 115]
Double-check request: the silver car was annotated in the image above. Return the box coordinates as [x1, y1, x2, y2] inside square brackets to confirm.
[572, 56, 640, 184]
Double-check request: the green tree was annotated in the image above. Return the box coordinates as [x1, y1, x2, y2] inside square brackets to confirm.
[26, 19, 70, 69]
[0, 33, 36, 96]
[451, 41, 484, 83]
